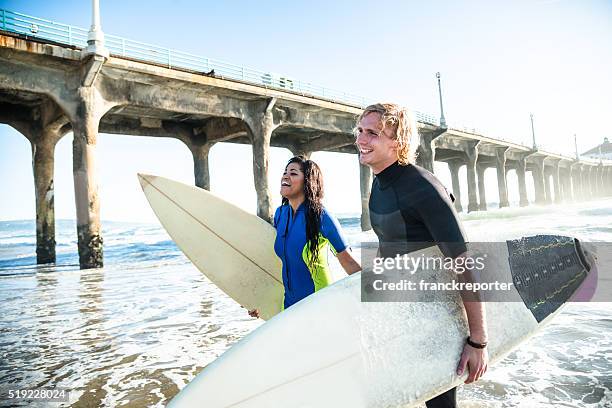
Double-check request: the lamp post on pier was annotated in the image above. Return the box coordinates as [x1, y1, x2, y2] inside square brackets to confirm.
[81, 0, 109, 86]
[436, 72, 447, 128]
[530, 113, 537, 149]
[83, 0, 109, 59]
[574, 134, 579, 159]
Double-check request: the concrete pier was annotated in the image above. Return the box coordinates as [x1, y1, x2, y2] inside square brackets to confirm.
[516, 157, 529, 206]
[561, 168, 572, 202]
[191, 142, 214, 190]
[580, 165, 589, 199]
[70, 87, 112, 269]
[585, 166, 594, 197]
[598, 165, 605, 197]
[570, 164, 580, 201]
[531, 157, 546, 205]
[543, 169, 552, 204]
[0, 99, 69, 264]
[495, 147, 509, 208]
[246, 99, 277, 223]
[32, 136, 58, 264]
[582, 166, 589, 197]
[416, 132, 436, 173]
[573, 164, 583, 200]
[466, 142, 480, 212]
[477, 165, 487, 211]
[566, 167, 574, 201]
[447, 159, 463, 212]
[583, 165, 591, 198]
[552, 162, 561, 204]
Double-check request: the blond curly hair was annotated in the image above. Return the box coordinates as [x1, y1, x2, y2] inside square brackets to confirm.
[356, 103, 420, 165]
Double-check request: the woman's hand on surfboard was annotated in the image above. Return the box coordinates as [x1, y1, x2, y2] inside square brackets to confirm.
[248, 309, 260, 318]
[337, 249, 361, 275]
[457, 344, 488, 384]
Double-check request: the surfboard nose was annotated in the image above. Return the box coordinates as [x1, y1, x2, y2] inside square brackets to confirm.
[579, 241, 598, 267]
[508, 235, 595, 322]
[571, 240, 598, 302]
[137, 173, 154, 190]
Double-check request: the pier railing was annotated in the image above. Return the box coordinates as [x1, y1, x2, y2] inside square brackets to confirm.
[1, 8, 602, 161]
[0, 9, 438, 121]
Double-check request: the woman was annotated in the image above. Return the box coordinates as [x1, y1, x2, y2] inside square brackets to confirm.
[249, 156, 361, 317]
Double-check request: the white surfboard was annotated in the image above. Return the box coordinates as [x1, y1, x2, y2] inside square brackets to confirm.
[167, 235, 596, 408]
[138, 173, 284, 320]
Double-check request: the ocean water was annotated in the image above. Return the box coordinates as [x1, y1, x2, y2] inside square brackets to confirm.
[0, 199, 611, 407]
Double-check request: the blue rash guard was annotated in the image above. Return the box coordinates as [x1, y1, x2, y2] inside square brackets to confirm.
[273, 203, 349, 309]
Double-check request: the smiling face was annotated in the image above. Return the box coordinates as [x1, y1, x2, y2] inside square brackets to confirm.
[355, 112, 399, 174]
[280, 162, 305, 200]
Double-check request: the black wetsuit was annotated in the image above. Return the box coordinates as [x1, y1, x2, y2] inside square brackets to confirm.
[369, 161, 467, 408]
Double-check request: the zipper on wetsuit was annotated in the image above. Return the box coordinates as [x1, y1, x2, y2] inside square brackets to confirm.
[284, 207, 292, 291]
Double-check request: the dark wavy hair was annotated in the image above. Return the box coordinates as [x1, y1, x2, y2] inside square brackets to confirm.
[282, 156, 324, 268]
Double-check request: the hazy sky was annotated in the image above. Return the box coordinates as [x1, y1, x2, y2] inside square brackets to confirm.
[1, 0, 611, 222]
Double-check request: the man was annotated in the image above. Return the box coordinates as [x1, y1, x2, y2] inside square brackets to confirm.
[355, 103, 488, 408]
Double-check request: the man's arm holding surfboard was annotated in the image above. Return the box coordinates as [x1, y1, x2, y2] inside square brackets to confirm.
[415, 192, 489, 384]
[454, 255, 489, 384]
